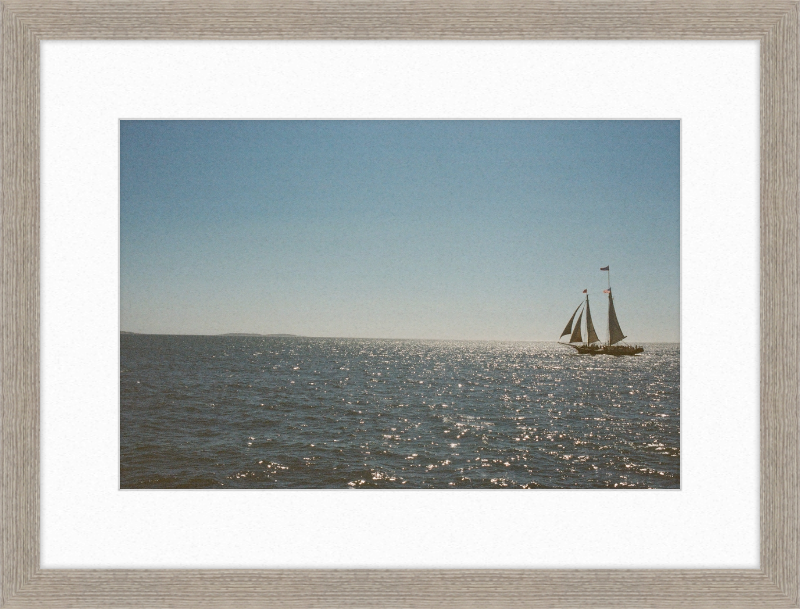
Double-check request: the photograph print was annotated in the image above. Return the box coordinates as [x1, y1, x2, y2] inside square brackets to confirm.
[120, 119, 680, 489]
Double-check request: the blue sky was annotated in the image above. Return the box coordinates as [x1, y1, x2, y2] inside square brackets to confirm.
[120, 120, 679, 341]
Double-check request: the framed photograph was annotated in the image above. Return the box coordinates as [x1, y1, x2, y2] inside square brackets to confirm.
[4, 1, 798, 607]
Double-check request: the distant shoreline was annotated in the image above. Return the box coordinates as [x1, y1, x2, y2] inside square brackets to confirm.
[120, 331, 299, 338]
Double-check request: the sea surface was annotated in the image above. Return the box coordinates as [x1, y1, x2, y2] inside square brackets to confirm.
[120, 335, 680, 489]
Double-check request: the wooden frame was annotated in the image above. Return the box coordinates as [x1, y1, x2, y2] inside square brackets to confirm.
[2, 1, 797, 607]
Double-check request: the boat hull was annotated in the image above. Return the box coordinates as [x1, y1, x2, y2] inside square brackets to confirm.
[602, 344, 644, 356]
[568, 344, 643, 356]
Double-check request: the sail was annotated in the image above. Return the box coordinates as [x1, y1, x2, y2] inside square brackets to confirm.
[560, 303, 583, 338]
[585, 299, 600, 344]
[608, 293, 627, 344]
[569, 311, 583, 343]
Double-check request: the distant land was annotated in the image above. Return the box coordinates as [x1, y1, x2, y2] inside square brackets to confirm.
[120, 331, 300, 337]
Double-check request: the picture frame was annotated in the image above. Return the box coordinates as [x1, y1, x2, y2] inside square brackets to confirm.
[2, 1, 797, 607]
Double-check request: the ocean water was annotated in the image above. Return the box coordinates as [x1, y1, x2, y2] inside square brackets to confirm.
[120, 335, 679, 489]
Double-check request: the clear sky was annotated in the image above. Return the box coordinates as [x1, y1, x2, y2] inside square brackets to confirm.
[120, 120, 679, 342]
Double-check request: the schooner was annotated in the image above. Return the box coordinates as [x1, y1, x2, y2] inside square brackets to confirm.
[558, 266, 644, 356]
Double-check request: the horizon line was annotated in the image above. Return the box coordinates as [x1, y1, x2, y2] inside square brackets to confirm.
[120, 331, 679, 344]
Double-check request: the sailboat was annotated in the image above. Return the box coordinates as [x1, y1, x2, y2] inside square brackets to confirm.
[558, 267, 644, 356]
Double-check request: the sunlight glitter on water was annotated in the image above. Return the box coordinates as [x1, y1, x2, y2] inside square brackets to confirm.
[121, 336, 679, 489]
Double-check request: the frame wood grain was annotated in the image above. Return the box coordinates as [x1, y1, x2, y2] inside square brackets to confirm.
[2, 1, 797, 607]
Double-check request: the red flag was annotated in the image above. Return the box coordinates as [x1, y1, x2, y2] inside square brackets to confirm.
[582, 289, 587, 293]
[600, 266, 609, 271]
[603, 289, 611, 294]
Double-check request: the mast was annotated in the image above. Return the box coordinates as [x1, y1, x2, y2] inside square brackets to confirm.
[601, 265, 611, 345]
[602, 265, 626, 345]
